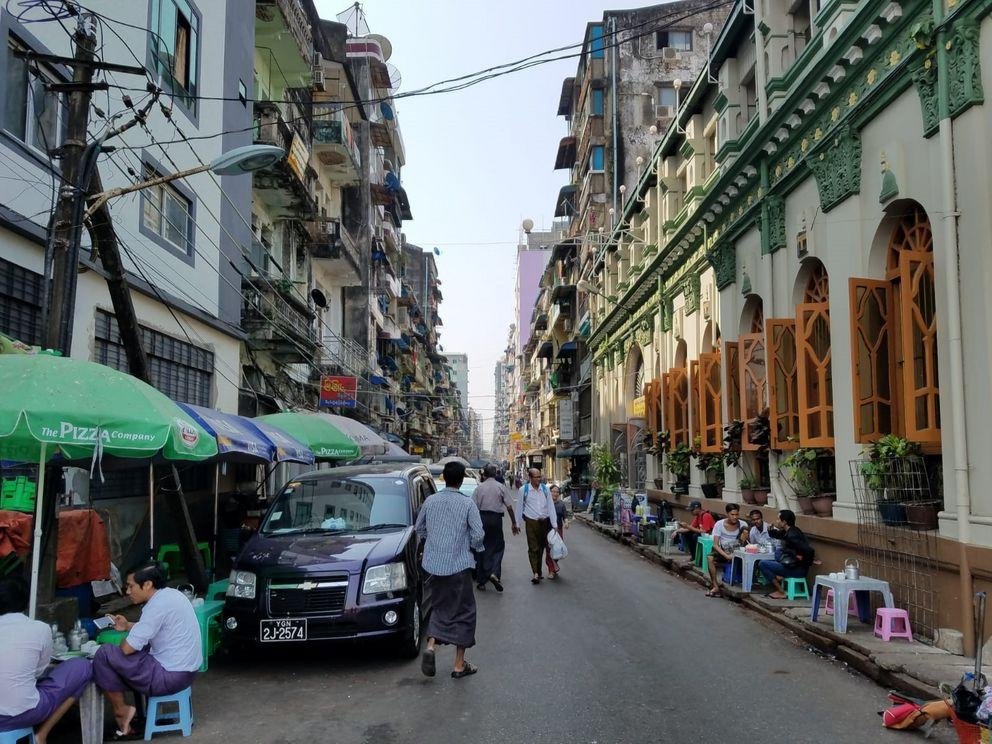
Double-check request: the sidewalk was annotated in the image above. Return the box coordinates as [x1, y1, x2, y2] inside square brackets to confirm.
[574, 513, 976, 701]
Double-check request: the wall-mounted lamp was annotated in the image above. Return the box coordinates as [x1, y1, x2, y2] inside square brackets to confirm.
[673, 78, 686, 135]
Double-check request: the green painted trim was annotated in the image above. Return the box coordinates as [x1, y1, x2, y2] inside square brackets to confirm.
[679, 139, 696, 159]
[713, 90, 729, 113]
[766, 34, 825, 96]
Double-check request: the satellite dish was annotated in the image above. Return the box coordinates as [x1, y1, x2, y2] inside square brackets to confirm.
[310, 288, 328, 308]
[367, 33, 392, 61]
[386, 63, 402, 93]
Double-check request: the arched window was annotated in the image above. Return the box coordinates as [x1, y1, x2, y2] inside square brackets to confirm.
[663, 341, 689, 449]
[850, 207, 940, 446]
[797, 262, 834, 447]
[739, 297, 766, 450]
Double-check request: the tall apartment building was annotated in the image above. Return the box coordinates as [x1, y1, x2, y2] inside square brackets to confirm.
[0, 0, 253, 413]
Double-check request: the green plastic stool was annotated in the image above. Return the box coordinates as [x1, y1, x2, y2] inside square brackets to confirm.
[784, 577, 810, 600]
[694, 535, 714, 569]
[157, 542, 212, 578]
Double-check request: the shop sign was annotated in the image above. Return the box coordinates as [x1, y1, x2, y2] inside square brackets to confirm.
[629, 395, 646, 419]
[319, 375, 357, 408]
[558, 399, 574, 441]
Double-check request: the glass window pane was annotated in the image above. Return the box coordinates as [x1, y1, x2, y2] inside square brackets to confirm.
[164, 190, 188, 248]
[142, 187, 163, 234]
[30, 75, 58, 152]
[658, 86, 677, 108]
[5, 43, 28, 140]
[591, 88, 603, 116]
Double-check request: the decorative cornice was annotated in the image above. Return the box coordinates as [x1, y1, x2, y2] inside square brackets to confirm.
[682, 272, 701, 316]
[707, 240, 736, 290]
[947, 18, 984, 117]
[762, 195, 786, 254]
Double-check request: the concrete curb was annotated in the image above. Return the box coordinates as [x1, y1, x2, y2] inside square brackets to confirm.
[574, 513, 957, 701]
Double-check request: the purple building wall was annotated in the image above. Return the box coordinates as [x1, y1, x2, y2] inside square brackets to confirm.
[516, 248, 551, 352]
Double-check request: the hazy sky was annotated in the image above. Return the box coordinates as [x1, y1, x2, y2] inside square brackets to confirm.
[315, 0, 655, 446]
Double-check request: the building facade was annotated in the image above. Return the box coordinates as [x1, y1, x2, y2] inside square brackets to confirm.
[587, 0, 992, 648]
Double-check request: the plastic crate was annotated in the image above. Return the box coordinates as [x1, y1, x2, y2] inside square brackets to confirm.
[951, 711, 991, 744]
[1, 476, 37, 513]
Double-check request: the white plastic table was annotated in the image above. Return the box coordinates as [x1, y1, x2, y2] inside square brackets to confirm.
[658, 523, 679, 555]
[731, 548, 773, 593]
[810, 575, 895, 634]
[79, 681, 104, 744]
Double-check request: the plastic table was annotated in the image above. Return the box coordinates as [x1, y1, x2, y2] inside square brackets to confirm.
[79, 681, 104, 744]
[193, 599, 225, 671]
[810, 575, 895, 634]
[658, 523, 679, 555]
[731, 548, 774, 593]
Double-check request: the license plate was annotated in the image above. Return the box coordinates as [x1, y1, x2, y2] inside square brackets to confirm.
[259, 618, 307, 642]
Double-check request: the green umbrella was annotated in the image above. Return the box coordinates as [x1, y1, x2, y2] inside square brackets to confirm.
[0, 354, 218, 616]
[255, 411, 360, 461]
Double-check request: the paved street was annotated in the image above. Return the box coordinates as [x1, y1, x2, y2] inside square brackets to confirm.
[121, 520, 946, 744]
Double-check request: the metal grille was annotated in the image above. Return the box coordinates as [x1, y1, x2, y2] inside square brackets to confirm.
[850, 457, 939, 642]
[93, 310, 213, 406]
[268, 582, 348, 616]
[0, 257, 44, 346]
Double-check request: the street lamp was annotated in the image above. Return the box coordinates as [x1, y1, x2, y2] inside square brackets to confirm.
[85, 144, 285, 218]
[577, 279, 609, 299]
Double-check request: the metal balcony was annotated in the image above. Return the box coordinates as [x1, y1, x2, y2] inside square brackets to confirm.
[312, 105, 361, 185]
[242, 277, 317, 363]
[253, 103, 315, 219]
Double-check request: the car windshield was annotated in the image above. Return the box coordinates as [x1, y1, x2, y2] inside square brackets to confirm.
[434, 478, 479, 497]
[261, 476, 411, 535]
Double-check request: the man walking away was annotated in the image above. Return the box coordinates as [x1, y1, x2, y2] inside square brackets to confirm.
[473, 464, 518, 591]
[545, 485, 568, 579]
[514, 467, 558, 585]
[415, 461, 485, 679]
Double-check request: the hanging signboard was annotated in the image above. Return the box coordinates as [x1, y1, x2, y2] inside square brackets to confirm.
[629, 395, 646, 419]
[319, 375, 358, 408]
[558, 399, 574, 441]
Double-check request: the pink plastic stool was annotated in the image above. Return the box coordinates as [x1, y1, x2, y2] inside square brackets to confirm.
[874, 607, 913, 642]
[824, 588, 859, 617]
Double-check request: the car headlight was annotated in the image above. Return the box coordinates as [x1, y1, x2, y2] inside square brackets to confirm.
[362, 563, 407, 595]
[226, 570, 256, 599]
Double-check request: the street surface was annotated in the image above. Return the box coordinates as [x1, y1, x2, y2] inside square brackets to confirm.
[58, 521, 954, 743]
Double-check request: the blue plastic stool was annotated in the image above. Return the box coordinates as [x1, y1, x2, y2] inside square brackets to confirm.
[722, 560, 742, 585]
[144, 687, 193, 740]
[784, 577, 810, 600]
[0, 729, 36, 744]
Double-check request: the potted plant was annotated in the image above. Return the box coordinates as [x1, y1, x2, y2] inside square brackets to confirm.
[739, 475, 757, 505]
[591, 443, 619, 524]
[666, 442, 691, 494]
[780, 447, 833, 516]
[654, 430, 672, 489]
[858, 435, 924, 527]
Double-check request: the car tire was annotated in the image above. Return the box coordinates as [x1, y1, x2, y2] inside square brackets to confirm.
[396, 597, 423, 659]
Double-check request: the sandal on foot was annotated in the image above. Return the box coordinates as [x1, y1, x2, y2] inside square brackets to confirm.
[451, 662, 478, 679]
[421, 649, 436, 677]
[531, 577, 540, 584]
[705, 589, 722, 598]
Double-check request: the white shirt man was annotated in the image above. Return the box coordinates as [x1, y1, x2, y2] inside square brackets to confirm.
[514, 469, 558, 583]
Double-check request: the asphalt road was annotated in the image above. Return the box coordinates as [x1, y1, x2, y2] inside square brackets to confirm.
[55, 520, 955, 743]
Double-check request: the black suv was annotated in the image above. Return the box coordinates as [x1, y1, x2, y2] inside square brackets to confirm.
[223, 463, 435, 657]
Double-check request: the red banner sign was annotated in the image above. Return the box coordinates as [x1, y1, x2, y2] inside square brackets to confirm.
[319, 375, 358, 408]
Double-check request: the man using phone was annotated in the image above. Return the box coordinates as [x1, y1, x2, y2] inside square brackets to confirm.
[92, 563, 201, 738]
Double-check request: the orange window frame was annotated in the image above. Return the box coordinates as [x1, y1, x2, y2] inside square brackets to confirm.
[739, 333, 767, 451]
[690, 359, 700, 445]
[796, 302, 834, 447]
[698, 352, 722, 453]
[725, 341, 741, 423]
[766, 319, 799, 451]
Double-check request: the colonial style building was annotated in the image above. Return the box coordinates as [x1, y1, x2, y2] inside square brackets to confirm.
[588, 0, 992, 650]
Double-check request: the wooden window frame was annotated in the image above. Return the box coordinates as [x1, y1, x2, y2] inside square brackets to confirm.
[766, 319, 799, 451]
[849, 278, 896, 443]
[739, 333, 766, 450]
[664, 367, 689, 449]
[897, 249, 940, 445]
[726, 341, 741, 423]
[796, 302, 834, 447]
[689, 359, 700, 445]
[698, 352, 722, 453]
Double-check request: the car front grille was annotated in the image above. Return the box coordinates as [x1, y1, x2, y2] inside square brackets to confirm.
[267, 577, 349, 616]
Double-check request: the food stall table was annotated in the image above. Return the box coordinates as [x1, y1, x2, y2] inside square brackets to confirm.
[731, 548, 774, 593]
[658, 523, 679, 555]
[811, 575, 895, 634]
[194, 599, 225, 671]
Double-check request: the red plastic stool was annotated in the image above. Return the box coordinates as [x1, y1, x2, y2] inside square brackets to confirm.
[874, 607, 913, 642]
[824, 588, 859, 617]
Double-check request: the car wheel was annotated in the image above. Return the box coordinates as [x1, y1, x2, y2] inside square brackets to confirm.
[396, 597, 423, 659]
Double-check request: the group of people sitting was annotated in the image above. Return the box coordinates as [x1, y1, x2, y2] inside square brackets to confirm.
[0, 563, 201, 742]
[675, 500, 814, 599]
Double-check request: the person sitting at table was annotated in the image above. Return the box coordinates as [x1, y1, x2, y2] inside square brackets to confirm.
[0, 577, 93, 744]
[758, 510, 815, 599]
[92, 563, 201, 739]
[705, 503, 749, 597]
[675, 500, 714, 560]
[746, 509, 772, 548]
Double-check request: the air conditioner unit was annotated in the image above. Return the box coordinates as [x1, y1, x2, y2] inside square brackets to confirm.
[655, 105, 674, 120]
[312, 52, 325, 91]
[662, 47, 680, 61]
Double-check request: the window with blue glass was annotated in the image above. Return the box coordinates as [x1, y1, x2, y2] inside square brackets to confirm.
[591, 88, 604, 116]
[590, 25, 604, 59]
[589, 145, 604, 172]
[149, 0, 200, 112]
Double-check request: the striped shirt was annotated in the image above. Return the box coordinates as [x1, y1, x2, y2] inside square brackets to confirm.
[415, 487, 485, 576]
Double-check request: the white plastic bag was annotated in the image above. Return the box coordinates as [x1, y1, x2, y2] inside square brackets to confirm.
[548, 529, 568, 561]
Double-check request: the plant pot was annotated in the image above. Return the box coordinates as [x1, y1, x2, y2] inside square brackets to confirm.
[701, 483, 722, 499]
[653, 478, 666, 490]
[752, 489, 770, 506]
[741, 488, 756, 505]
[877, 501, 907, 526]
[904, 501, 940, 531]
[671, 479, 689, 495]
[796, 495, 816, 516]
[811, 494, 834, 517]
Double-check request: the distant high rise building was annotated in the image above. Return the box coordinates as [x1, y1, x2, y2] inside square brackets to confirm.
[447, 353, 469, 414]
[514, 226, 562, 355]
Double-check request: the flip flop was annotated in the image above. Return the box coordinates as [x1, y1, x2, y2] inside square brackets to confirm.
[106, 728, 141, 742]
[451, 662, 478, 679]
[705, 589, 722, 598]
[531, 577, 540, 585]
[421, 649, 436, 677]
[489, 576, 503, 592]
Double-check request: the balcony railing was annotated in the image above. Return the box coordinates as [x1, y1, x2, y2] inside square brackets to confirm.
[312, 104, 361, 184]
[242, 277, 317, 363]
[318, 335, 371, 378]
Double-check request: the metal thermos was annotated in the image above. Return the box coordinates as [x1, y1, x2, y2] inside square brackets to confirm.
[844, 559, 860, 580]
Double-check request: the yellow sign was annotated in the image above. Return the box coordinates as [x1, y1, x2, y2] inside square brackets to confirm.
[629, 395, 646, 419]
[509, 432, 523, 442]
[286, 133, 309, 182]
